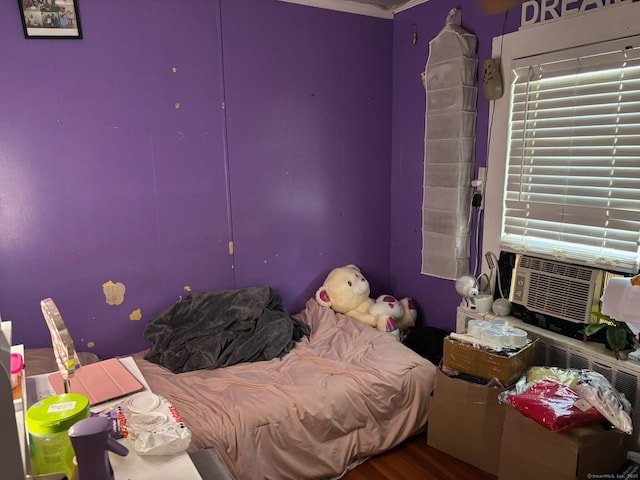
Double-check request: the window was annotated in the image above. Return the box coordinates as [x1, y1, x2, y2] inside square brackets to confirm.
[503, 38, 640, 273]
[482, 3, 640, 276]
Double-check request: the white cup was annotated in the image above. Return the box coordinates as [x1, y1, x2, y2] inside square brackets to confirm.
[503, 327, 528, 348]
[467, 319, 490, 338]
[481, 327, 506, 348]
[473, 294, 494, 314]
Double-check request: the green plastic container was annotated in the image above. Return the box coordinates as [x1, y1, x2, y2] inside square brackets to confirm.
[26, 393, 90, 478]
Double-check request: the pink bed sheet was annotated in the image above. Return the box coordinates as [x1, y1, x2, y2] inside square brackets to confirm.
[132, 298, 436, 479]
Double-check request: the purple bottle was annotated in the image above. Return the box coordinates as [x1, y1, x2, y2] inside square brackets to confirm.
[68, 416, 129, 480]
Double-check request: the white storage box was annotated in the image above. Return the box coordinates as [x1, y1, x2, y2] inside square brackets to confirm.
[426, 111, 477, 139]
[427, 85, 478, 113]
[423, 162, 474, 188]
[425, 138, 476, 165]
[422, 186, 472, 213]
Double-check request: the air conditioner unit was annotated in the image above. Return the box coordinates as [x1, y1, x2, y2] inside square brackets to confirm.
[509, 254, 605, 324]
[456, 307, 640, 450]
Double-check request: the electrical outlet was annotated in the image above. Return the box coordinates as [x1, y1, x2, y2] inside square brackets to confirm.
[472, 167, 487, 192]
[485, 251, 495, 269]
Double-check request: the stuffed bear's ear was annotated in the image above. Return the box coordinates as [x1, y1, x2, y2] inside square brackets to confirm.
[344, 264, 360, 272]
[315, 286, 332, 307]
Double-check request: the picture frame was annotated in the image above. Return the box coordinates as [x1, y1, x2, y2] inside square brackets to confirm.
[18, 0, 82, 39]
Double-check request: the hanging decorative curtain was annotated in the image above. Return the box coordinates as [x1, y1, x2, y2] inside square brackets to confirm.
[421, 8, 478, 280]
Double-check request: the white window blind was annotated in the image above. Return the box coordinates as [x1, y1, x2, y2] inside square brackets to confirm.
[503, 36, 640, 273]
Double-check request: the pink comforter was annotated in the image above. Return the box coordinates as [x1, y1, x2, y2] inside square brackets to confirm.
[133, 299, 436, 479]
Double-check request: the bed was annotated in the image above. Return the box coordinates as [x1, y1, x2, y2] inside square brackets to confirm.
[27, 294, 437, 480]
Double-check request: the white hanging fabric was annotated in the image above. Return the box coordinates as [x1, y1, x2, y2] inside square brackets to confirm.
[420, 9, 478, 280]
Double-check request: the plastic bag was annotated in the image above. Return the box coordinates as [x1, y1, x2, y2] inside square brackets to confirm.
[500, 379, 604, 433]
[526, 366, 581, 391]
[575, 371, 633, 434]
[117, 392, 191, 455]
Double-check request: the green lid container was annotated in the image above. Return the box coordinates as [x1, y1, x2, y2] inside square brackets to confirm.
[26, 393, 90, 435]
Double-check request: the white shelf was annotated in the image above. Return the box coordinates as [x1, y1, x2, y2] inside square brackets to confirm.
[11, 344, 28, 474]
[1, 322, 28, 478]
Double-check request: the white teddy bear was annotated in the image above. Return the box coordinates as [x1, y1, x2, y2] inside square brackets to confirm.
[315, 264, 417, 333]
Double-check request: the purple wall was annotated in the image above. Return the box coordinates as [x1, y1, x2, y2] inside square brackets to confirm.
[221, 0, 394, 311]
[0, 0, 393, 358]
[1, 0, 529, 358]
[390, 0, 521, 331]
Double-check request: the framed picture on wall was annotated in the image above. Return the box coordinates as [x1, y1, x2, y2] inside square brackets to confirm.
[18, 0, 82, 39]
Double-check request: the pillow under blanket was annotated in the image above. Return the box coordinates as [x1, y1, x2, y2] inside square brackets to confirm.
[143, 286, 311, 373]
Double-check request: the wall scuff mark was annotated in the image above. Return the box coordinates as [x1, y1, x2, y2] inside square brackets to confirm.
[102, 280, 126, 305]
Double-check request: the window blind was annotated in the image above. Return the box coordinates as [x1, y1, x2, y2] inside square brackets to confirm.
[503, 36, 640, 273]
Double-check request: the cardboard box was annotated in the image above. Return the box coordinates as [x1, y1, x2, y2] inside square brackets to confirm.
[427, 368, 507, 476]
[498, 405, 627, 480]
[442, 336, 538, 386]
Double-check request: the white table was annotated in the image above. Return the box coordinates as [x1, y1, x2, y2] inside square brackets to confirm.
[25, 356, 203, 480]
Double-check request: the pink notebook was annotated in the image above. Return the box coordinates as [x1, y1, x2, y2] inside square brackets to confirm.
[48, 358, 145, 406]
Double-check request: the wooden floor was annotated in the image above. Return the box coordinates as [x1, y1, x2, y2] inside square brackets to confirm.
[341, 432, 497, 480]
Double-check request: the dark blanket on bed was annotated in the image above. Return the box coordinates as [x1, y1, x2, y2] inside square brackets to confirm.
[143, 287, 311, 373]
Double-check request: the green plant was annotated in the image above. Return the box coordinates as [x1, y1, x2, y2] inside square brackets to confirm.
[584, 306, 635, 360]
